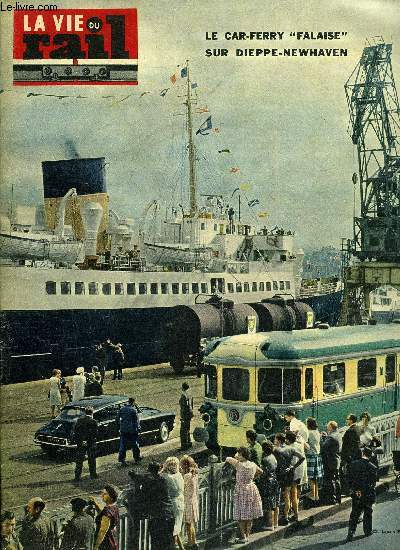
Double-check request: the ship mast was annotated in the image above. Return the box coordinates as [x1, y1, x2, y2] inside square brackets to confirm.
[185, 60, 197, 216]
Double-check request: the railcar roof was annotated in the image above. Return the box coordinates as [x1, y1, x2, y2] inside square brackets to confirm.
[206, 325, 400, 364]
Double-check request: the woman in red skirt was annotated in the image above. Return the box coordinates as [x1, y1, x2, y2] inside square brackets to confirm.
[226, 447, 263, 544]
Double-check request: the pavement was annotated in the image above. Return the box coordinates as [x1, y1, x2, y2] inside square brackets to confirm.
[211, 474, 399, 549]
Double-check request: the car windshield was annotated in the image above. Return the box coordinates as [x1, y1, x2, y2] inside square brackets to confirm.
[59, 407, 85, 418]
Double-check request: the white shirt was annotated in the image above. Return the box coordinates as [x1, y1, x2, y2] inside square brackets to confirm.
[290, 417, 309, 443]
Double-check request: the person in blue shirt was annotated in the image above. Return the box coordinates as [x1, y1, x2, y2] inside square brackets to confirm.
[117, 397, 142, 466]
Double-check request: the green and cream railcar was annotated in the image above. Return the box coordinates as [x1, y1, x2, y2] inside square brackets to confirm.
[199, 325, 400, 460]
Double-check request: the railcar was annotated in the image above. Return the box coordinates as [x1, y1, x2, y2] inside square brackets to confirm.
[198, 324, 400, 463]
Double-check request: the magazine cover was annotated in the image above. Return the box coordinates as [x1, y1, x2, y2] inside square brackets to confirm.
[1, 1, 399, 549]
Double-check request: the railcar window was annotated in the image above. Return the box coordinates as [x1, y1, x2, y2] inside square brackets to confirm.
[244, 282, 250, 292]
[266, 282, 271, 291]
[259, 282, 265, 291]
[61, 281, 71, 295]
[201, 283, 208, 293]
[139, 283, 147, 295]
[75, 282, 85, 295]
[252, 282, 258, 292]
[323, 363, 345, 394]
[357, 358, 377, 388]
[222, 368, 249, 401]
[102, 283, 111, 295]
[127, 283, 136, 295]
[236, 282, 243, 293]
[258, 368, 301, 403]
[386, 355, 396, 383]
[182, 283, 189, 294]
[227, 283, 234, 293]
[161, 283, 169, 294]
[150, 283, 158, 295]
[285, 281, 291, 290]
[115, 283, 124, 295]
[205, 365, 217, 399]
[172, 283, 179, 294]
[279, 281, 285, 290]
[88, 282, 98, 295]
[273, 281, 278, 290]
[192, 283, 199, 294]
[305, 368, 314, 400]
[46, 281, 56, 295]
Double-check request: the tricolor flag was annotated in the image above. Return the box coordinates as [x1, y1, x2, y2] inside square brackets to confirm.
[230, 167, 240, 173]
[160, 88, 169, 97]
[191, 82, 198, 89]
[170, 74, 177, 84]
[181, 67, 188, 78]
[196, 116, 213, 135]
[248, 199, 260, 207]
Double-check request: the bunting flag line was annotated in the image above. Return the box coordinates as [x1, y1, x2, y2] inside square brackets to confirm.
[218, 149, 231, 153]
[196, 116, 213, 135]
[230, 167, 240, 173]
[160, 88, 169, 97]
[170, 74, 177, 84]
[181, 67, 188, 78]
[248, 199, 260, 207]
[258, 212, 268, 218]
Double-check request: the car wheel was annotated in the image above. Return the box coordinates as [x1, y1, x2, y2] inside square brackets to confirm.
[158, 422, 169, 443]
[40, 444, 58, 458]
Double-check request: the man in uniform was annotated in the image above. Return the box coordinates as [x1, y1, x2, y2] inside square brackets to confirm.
[341, 414, 361, 494]
[19, 498, 57, 550]
[117, 397, 141, 465]
[60, 497, 94, 550]
[346, 447, 377, 542]
[320, 420, 342, 504]
[1, 511, 23, 550]
[179, 382, 194, 450]
[74, 407, 99, 481]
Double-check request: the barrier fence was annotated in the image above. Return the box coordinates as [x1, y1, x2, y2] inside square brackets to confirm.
[16, 411, 398, 549]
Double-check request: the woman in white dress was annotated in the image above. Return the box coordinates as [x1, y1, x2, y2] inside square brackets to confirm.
[49, 369, 62, 418]
[161, 456, 185, 550]
[72, 367, 86, 401]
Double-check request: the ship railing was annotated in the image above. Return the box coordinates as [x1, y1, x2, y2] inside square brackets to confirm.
[15, 412, 398, 549]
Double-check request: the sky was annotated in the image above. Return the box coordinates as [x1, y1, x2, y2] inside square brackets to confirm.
[0, 0, 399, 249]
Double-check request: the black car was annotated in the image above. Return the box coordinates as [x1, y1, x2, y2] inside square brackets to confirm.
[34, 395, 175, 456]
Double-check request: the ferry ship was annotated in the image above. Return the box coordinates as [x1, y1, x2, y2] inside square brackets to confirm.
[0, 63, 342, 382]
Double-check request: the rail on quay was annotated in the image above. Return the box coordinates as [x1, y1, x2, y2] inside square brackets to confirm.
[15, 411, 398, 549]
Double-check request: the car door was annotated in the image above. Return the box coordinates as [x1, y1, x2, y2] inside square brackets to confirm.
[95, 405, 120, 443]
[138, 406, 161, 438]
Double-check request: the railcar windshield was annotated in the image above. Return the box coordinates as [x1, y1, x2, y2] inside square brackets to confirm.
[257, 368, 301, 404]
[222, 368, 249, 401]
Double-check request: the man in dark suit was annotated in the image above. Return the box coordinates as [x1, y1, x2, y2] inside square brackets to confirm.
[74, 407, 99, 481]
[117, 397, 141, 465]
[179, 382, 194, 450]
[340, 414, 361, 494]
[346, 447, 377, 541]
[60, 497, 94, 550]
[320, 420, 341, 504]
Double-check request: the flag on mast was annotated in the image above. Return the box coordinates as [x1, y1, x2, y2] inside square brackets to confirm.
[196, 116, 213, 135]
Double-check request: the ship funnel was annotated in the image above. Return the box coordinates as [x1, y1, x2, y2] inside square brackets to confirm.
[81, 201, 103, 258]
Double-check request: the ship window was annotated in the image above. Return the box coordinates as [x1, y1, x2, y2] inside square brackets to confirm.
[259, 282, 265, 291]
[172, 283, 179, 294]
[285, 281, 291, 290]
[201, 222, 205, 230]
[89, 282, 98, 295]
[279, 281, 285, 291]
[266, 282, 271, 291]
[227, 282, 234, 293]
[46, 281, 57, 295]
[244, 282, 250, 292]
[357, 358, 377, 388]
[201, 283, 208, 293]
[127, 283, 136, 295]
[150, 283, 158, 295]
[205, 365, 217, 399]
[236, 282, 242, 293]
[386, 355, 396, 383]
[61, 281, 71, 295]
[273, 281, 278, 291]
[182, 283, 189, 294]
[222, 368, 249, 402]
[258, 368, 301, 404]
[252, 282, 258, 292]
[323, 362, 345, 394]
[139, 283, 147, 295]
[161, 283, 169, 294]
[305, 368, 314, 400]
[75, 282, 85, 295]
[192, 283, 199, 294]
[115, 283, 124, 295]
[102, 283, 111, 295]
